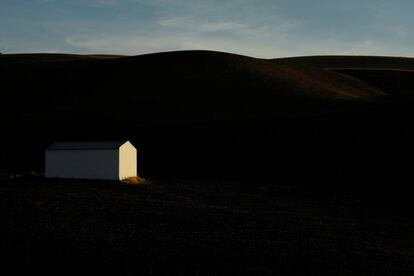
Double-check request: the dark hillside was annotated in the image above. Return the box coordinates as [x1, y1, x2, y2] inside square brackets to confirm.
[273, 55, 414, 96]
[1, 52, 414, 275]
[331, 69, 414, 97]
[274, 55, 414, 70]
[1, 51, 414, 186]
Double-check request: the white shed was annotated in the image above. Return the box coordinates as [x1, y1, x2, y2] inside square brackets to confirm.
[45, 141, 137, 180]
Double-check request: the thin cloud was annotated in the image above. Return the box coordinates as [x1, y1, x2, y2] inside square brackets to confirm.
[2, 0, 414, 57]
[159, 17, 249, 33]
[64, 33, 296, 57]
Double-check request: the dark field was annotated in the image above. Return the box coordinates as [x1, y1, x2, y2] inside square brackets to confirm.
[2, 51, 414, 274]
[1, 51, 414, 182]
[1, 178, 414, 275]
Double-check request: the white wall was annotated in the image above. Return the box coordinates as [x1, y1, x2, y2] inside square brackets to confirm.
[45, 149, 119, 180]
[119, 141, 137, 180]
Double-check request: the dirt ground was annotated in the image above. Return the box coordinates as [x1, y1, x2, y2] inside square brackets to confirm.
[0, 178, 413, 275]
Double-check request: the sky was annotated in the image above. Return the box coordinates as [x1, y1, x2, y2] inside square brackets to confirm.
[0, 0, 413, 58]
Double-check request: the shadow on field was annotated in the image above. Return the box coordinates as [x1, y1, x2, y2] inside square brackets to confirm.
[1, 177, 414, 275]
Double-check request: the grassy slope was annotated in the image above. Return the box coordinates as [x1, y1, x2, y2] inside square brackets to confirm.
[274, 55, 414, 70]
[273, 55, 414, 96]
[1, 53, 414, 274]
[1, 51, 414, 181]
[1, 178, 413, 275]
[0, 51, 393, 129]
[1, 51, 393, 134]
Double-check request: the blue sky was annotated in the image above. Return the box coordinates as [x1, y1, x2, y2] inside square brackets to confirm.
[0, 0, 413, 57]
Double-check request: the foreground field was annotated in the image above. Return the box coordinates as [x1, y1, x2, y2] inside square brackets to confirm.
[1, 179, 413, 275]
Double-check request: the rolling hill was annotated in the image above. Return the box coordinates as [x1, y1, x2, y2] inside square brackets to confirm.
[1, 50, 414, 182]
[273, 55, 414, 70]
[2, 51, 414, 275]
[0, 51, 386, 127]
[273, 55, 414, 96]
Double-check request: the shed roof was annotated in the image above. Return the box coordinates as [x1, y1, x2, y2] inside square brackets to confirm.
[47, 141, 129, 151]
